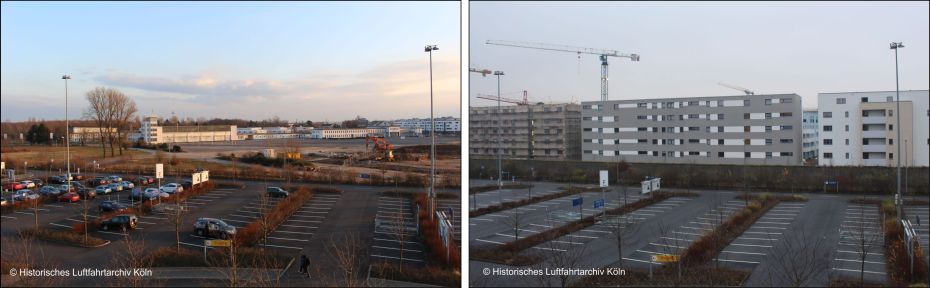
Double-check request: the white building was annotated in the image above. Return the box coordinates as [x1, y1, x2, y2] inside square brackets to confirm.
[802, 109, 819, 161]
[134, 115, 237, 144]
[818, 90, 928, 167]
[393, 117, 461, 133]
[69, 127, 119, 144]
[309, 127, 399, 139]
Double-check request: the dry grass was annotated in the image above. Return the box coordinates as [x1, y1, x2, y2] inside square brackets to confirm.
[370, 262, 460, 287]
[18, 227, 108, 247]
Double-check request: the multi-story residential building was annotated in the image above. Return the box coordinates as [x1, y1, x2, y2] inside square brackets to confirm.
[308, 127, 399, 139]
[581, 94, 803, 165]
[470, 103, 582, 160]
[131, 115, 237, 144]
[802, 109, 819, 161]
[817, 90, 928, 167]
[394, 117, 461, 134]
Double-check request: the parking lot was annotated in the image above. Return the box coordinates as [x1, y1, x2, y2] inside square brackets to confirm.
[830, 203, 887, 283]
[904, 205, 929, 268]
[625, 199, 747, 269]
[716, 202, 806, 268]
[470, 185, 567, 211]
[259, 192, 342, 250]
[370, 194, 426, 268]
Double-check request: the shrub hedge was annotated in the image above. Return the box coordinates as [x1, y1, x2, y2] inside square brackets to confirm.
[235, 187, 318, 246]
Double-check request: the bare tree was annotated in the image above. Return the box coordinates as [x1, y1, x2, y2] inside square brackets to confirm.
[166, 193, 189, 254]
[2, 232, 63, 287]
[107, 232, 152, 287]
[533, 234, 589, 287]
[503, 207, 524, 241]
[654, 220, 685, 281]
[110, 92, 138, 156]
[84, 87, 113, 157]
[605, 211, 640, 269]
[844, 202, 883, 286]
[326, 232, 367, 287]
[384, 205, 409, 271]
[765, 230, 830, 287]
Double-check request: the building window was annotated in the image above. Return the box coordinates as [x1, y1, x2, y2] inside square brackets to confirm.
[887, 96, 894, 102]
[836, 98, 846, 104]
[823, 125, 833, 132]
[845, 111, 849, 118]
[718, 152, 724, 157]
[744, 99, 750, 107]
[766, 152, 773, 158]
[888, 110, 893, 117]
[781, 125, 793, 130]
[863, 153, 870, 159]
[824, 153, 833, 159]
[845, 153, 850, 159]
[781, 98, 793, 104]
[744, 113, 751, 120]
[824, 139, 833, 145]
[889, 139, 893, 145]
[845, 139, 850, 145]
[780, 139, 794, 144]
[845, 125, 849, 132]
[765, 126, 772, 132]
[823, 112, 832, 118]
[765, 139, 773, 145]
[861, 97, 868, 103]
[765, 113, 772, 119]
[764, 99, 772, 105]
[744, 152, 751, 158]
[889, 153, 893, 160]
[889, 124, 894, 131]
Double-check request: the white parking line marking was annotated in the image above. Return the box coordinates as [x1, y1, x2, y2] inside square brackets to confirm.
[715, 258, 760, 264]
[831, 268, 886, 275]
[371, 254, 424, 262]
[268, 236, 309, 242]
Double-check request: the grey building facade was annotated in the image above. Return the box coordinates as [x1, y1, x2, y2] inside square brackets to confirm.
[581, 94, 803, 165]
[470, 103, 581, 160]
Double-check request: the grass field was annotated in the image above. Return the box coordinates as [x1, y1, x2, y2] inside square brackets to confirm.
[0, 145, 146, 165]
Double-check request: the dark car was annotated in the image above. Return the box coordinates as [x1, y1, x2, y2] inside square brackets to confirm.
[98, 201, 130, 213]
[76, 188, 97, 200]
[145, 176, 156, 184]
[87, 177, 109, 187]
[100, 214, 138, 231]
[48, 176, 67, 185]
[266, 187, 289, 198]
[193, 218, 237, 239]
[31, 179, 45, 188]
[181, 181, 193, 190]
[72, 174, 85, 181]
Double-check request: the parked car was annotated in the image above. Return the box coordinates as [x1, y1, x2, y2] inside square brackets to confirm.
[13, 190, 40, 201]
[107, 175, 122, 183]
[160, 183, 183, 194]
[31, 179, 45, 188]
[48, 176, 66, 184]
[87, 177, 109, 187]
[0, 198, 8, 207]
[19, 180, 35, 189]
[96, 185, 113, 195]
[98, 201, 130, 213]
[120, 181, 135, 190]
[100, 214, 138, 231]
[133, 188, 169, 201]
[72, 174, 84, 181]
[266, 187, 289, 198]
[144, 176, 156, 184]
[60, 174, 73, 181]
[76, 189, 97, 200]
[58, 192, 81, 203]
[38, 186, 62, 197]
[106, 183, 123, 192]
[59, 183, 86, 194]
[3, 182, 25, 191]
[181, 180, 193, 190]
[193, 218, 236, 239]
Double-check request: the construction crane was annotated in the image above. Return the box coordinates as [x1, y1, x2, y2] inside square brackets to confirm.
[365, 135, 395, 161]
[469, 68, 493, 77]
[486, 40, 640, 101]
[476, 90, 528, 105]
[718, 83, 755, 95]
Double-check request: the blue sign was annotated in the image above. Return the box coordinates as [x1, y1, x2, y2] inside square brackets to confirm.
[359, 173, 371, 179]
[572, 197, 583, 207]
[824, 180, 837, 186]
[593, 199, 605, 209]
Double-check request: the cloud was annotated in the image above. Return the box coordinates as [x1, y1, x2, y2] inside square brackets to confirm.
[95, 73, 293, 102]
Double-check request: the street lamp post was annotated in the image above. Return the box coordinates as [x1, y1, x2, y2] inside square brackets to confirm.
[890, 42, 904, 220]
[425, 44, 438, 220]
[494, 71, 505, 199]
[62, 75, 72, 195]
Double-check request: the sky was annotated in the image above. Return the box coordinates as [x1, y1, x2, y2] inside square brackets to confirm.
[470, 1, 930, 109]
[1, 1, 460, 122]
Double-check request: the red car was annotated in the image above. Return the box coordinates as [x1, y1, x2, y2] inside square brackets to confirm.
[3, 182, 25, 191]
[58, 192, 81, 203]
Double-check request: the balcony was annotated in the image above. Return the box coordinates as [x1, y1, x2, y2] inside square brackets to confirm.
[861, 116, 887, 125]
[862, 130, 887, 139]
[862, 144, 887, 153]
[863, 159, 890, 167]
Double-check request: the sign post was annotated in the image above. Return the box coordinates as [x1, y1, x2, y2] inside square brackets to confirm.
[599, 170, 608, 217]
[204, 239, 231, 262]
[155, 164, 164, 192]
[572, 197, 583, 220]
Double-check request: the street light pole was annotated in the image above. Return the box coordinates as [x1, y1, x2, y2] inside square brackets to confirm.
[890, 42, 904, 220]
[494, 71, 504, 198]
[63, 75, 72, 196]
[425, 44, 438, 220]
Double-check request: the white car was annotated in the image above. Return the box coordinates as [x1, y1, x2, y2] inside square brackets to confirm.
[107, 175, 122, 183]
[20, 180, 36, 189]
[120, 181, 135, 190]
[13, 190, 40, 201]
[135, 188, 169, 201]
[160, 183, 183, 194]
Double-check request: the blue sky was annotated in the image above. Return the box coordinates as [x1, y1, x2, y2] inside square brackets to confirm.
[470, 1, 929, 109]
[2, 1, 460, 122]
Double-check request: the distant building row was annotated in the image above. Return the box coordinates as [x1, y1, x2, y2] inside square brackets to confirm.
[469, 90, 928, 167]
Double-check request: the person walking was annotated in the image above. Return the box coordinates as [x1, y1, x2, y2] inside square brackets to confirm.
[303, 255, 311, 278]
[298, 254, 307, 276]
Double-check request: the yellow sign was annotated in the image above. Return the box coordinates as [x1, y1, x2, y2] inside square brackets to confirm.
[205, 239, 231, 247]
[651, 254, 679, 263]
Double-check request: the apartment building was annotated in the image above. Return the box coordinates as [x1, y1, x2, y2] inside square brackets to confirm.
[817, 90, 929, 167]
[469, 103, 582, 160]
[581, 94, 803, 165]
[802, 109, 819, 161]
[394, 117, 461, 134]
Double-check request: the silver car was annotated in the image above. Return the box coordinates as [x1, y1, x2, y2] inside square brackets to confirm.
[39, 186, 62, 197]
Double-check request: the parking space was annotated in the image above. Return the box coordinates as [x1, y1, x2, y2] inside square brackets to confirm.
[471, 191, 647, 246]
[904, 206, 929, 266]
[471, 187, 567, 210]
[370, 195, 426, 268]
[716, 202, 806, 268]
[830, 203, 887, 283]
[436, 198, 461, 243]
[257, 193, 342, 251]
[625, 200, 747, 268]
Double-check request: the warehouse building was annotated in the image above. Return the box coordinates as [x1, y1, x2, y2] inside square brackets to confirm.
[581, 94, 803, 165]
[817, 90, 928, 167]
[470, 103, 582, 160]
[132, 115, 237, 144]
